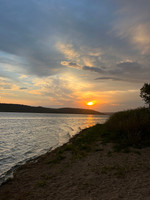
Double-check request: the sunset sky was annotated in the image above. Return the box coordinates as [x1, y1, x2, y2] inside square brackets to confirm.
[0, 0, 150, 112]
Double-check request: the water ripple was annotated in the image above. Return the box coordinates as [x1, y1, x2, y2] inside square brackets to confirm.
[0, 112, 109, 185]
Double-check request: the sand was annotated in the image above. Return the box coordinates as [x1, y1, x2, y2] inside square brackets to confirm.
[0, 133, 150, 200]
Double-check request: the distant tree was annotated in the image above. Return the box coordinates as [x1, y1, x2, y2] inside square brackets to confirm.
[140, 83, 150, 107]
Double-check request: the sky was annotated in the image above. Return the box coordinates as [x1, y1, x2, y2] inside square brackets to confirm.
[0, 0, 150, 112]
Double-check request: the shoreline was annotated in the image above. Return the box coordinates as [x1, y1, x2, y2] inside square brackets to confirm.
[0, 126, 150, 200]
[0, 114, 109, 187]
[0, 127, 85, 186]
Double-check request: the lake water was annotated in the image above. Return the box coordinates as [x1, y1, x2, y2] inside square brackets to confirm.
[0, 112, 109, 184]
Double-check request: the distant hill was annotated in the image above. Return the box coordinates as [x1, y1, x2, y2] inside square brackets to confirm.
[0, 103, 105, 115]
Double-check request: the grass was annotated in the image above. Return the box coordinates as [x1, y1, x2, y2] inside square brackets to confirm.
[47, 107, 150, 163]
[50, 124, 104, 162]
[101, 107, 150, 151]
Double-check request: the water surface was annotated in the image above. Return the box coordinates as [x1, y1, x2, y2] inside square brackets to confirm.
[0, 112, 109, 184]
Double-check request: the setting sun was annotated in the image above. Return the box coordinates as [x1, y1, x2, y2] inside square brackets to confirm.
[86, 101, 95, 106]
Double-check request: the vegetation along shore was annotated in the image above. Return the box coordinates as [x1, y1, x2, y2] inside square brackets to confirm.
[0, 107, 150, 200]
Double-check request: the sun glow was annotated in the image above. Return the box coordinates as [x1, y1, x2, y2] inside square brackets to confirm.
[86, 101, 95, 106]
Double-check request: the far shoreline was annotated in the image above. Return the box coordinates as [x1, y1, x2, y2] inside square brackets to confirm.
[0, 111, 107, 115]
[0, 103, 106, 115]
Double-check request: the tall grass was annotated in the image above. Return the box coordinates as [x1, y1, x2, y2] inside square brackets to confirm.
[101, 107, 150, 149]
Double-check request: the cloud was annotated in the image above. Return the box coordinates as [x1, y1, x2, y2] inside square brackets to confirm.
[83, 61, 142, 75]
[116, 61, 142, 72]
[95, 76, 142, 83]
[131, 24, 150, 54]
[20, 87, 28, 90]
[83, 66, 104, 73]
[95, 77, 124, 81]
[113, 0, 150, 55]
[82, 60, 145, 83]
[24, 73, 94, 107]
[19, 75, 28, 79]
[61, 61, 82, 69]
[0, 0, 119, 77]
[0, 78, 19, 90]
[0, 0, 148, 81]
[56, 43, 80, 60]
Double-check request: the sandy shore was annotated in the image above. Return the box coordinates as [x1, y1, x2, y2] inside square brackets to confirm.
[0, 129, 150, 200]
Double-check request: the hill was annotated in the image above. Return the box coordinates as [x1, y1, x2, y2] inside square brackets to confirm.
[0, 103, 104, 115]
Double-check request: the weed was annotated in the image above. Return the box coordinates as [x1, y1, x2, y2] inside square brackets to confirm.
[48, 154, 66, 164]
[133, 150, 141, 155]
[100, 107, 150, 150]
[37, 180, 46, 187]
[100, 164, 129, 178]
[107, 151, 112, 157]
[94, 148, 103, 152]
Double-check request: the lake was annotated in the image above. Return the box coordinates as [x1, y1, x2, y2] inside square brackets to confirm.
[0, 112, 109, 184]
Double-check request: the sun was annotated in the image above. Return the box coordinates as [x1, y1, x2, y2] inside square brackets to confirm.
[87, 102, 94, 106]
[86, 101, 95, 106]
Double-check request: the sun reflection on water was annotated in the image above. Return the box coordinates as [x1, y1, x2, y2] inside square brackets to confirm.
[86, 115, 96, 127]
